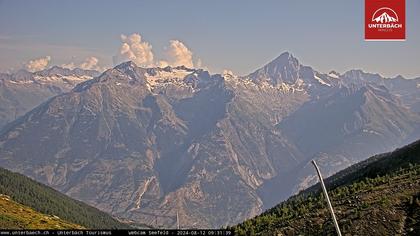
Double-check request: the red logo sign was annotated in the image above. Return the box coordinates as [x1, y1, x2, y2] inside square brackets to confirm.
[365, 0, 405, 41]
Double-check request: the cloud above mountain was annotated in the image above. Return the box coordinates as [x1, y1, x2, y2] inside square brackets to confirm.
[223, 69, 235, 76]
[21, 33, 201, 72]
[25, 56, 51, 72]
[79, 56, 100, 70]
[61, 62, 76, 70]
[159, 40, 194, 68]
[114, 33, 200, 69]
[113, 33, 154, 67]
[62, 56, 101, 71]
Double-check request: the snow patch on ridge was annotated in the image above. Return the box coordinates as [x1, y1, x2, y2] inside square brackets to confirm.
[328, 72, 340, 79]
[34, 75, 92, 84]
[314, 75, 331, 87]
[144, 67, 196, 91]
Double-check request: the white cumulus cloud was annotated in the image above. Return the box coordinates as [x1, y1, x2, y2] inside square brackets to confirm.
[80, 56, 99, 70]
[25, 56, 51, 72]
[223, 69, 235, 76]
[61, 56, 102, 71]
[113, 33, 202, 69]
[157, 60, 169, 68]
[113, 33, 154, 67]
[162, 40, 194, 68]
[61, 62, 75, 70]
[195, 58, 203, 68]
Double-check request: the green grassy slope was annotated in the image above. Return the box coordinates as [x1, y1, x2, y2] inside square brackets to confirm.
[0, 194, 84, 229]
[0, 167, 130, 229]
[231, 139, 420, 235]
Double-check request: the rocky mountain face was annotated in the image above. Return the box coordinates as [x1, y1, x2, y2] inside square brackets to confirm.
[259, 83, 419, 207]
[0, 67, 99, 129]
[340, 70, 420, 113]
[0, 53, 419, 228]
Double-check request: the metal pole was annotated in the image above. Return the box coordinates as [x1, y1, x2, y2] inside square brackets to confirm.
[176, 211, 180, 230]
[311, 160, 342, 236]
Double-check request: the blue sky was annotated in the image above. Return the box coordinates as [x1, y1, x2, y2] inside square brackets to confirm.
[0, 0, 419, 77]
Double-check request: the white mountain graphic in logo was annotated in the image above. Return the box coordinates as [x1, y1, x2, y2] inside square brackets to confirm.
[372, 7, 399, 23]
[373, 12, 397, 23]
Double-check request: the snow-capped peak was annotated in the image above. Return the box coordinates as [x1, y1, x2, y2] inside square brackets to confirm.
[145, 67, 193, 82]
[328, 71, 340, 79]
[313, 74, 331, 87]
[142, 66, 202, 92]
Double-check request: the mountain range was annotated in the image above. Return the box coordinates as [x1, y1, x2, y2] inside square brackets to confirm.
[0, 52, 419, 228]
[0, 66, 99, 129]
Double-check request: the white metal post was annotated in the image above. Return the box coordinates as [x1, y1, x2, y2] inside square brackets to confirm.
[312, 160, 342, 236]
[176, 211, 180, 230]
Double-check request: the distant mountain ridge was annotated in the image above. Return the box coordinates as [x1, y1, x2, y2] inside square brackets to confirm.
[0, 53, 419, 228]
[0, 66, 99, 129]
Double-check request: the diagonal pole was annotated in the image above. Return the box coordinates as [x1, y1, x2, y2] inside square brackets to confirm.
[176, 210, 180, 230]
[312, 160, 342, 236]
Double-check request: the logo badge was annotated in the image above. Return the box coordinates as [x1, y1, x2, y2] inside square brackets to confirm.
[365, 0, 405, 41]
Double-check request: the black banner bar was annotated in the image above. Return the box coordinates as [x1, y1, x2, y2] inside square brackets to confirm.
[0, 230, 234, 236]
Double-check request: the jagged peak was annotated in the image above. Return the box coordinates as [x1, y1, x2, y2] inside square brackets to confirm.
[392, 75, 405, 80]
[328, 70, 341, 78]
[343, 69, 381, 78]
[262, 52, 300, 70]
[73, 62, 212, 93]
[10, 69, 33, 81]
[146, 65, 197, 76]
[272, 51, 297, 63]
[34, 65, 100, 77]
[114, 61, 138, 71]
[246, 52, 305, 85]
[14, 69, 32, 76]
[336, 83, 393, 102]
[343, 69, 365, 76]
[250, 52, 300, 74]
[114, 61, 198, 76]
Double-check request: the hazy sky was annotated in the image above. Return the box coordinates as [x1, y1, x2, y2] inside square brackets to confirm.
[0, 0, 419, 77]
